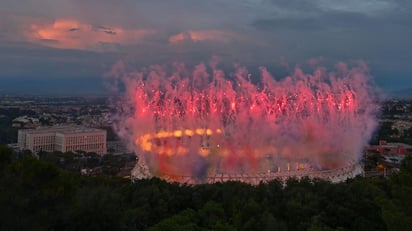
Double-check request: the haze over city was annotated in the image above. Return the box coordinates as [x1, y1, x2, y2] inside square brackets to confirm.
[1, 0, 412, 95]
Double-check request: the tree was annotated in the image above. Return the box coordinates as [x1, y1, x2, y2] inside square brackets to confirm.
[148, 209, 201, 231]
[0, 156, 75, 230]
[379, 155, 412, 230]
[0, 145, 12, 170]
[198, 201, 227, 228]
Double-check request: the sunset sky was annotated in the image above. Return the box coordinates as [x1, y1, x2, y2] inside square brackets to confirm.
[1, 0, 411, 94]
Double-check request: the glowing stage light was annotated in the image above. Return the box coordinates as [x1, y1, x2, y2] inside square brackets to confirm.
[135, 128, 224, 156]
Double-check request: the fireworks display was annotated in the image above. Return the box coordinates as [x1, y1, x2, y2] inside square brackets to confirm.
[109, 60, 378, 183]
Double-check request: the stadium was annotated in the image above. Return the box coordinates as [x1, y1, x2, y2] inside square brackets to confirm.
[131, 128, 364, 184]
[159, 161, 363, 184]
[113, 63, 377, 185]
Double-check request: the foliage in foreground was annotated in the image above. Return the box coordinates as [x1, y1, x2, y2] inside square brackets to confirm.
[1, 145, 412, 230]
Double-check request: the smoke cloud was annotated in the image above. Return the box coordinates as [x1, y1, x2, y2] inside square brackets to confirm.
[107, 59, 379, 182]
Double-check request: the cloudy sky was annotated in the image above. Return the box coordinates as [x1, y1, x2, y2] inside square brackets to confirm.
[0, 0, 411, 94]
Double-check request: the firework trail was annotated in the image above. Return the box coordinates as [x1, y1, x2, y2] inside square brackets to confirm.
[107, 60, 379, 182]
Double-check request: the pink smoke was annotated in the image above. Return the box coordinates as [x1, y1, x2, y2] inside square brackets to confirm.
[107, 60, 379, 181]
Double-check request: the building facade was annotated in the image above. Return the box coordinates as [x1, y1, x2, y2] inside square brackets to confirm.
[18, 126, 107, 155]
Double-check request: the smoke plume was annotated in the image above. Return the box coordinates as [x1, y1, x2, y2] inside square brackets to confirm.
[107, 60, 379, 182]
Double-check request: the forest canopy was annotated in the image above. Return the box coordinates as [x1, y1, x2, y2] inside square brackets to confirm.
[0, 145, 411, 231]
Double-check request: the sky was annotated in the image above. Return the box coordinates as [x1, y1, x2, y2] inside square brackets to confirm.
[0, 0, 411, 95]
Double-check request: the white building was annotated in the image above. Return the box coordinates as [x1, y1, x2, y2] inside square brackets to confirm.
[18, 126, 107, 155]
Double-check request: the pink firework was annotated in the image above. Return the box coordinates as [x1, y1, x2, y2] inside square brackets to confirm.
[109, 61, 378, 182]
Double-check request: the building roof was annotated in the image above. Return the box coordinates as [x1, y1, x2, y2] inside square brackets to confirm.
[57, 128, 105, 134]
[20, 126, 105, 135]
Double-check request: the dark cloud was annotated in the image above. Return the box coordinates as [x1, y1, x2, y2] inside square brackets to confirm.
[0, 0, 411, 92]
[0, 41, 117, 78]
[103, 30, 116, 35]
[253, 18, 324, 31]
[249, 1, 412, 88]
[263, 0, 319, 11]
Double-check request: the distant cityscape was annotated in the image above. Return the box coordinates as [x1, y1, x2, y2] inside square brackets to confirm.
[1, 95, 412, 179]
[0, 95, 134, 178]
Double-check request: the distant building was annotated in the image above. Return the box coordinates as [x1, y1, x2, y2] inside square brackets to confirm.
[18, 126, 107, 155]
[366, 140, 412, 156]
[12, 115, 40, 128]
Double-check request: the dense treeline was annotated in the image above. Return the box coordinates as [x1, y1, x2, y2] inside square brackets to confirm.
[1, 145, 411, 231]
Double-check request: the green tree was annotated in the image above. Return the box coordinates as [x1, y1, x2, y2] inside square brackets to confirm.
[148, 209, 201, 231]
[0, 145, 12, 170]
[379, 155, 412, 231]
[198, 201, 227, 228]
[0, 156, 75, 230]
